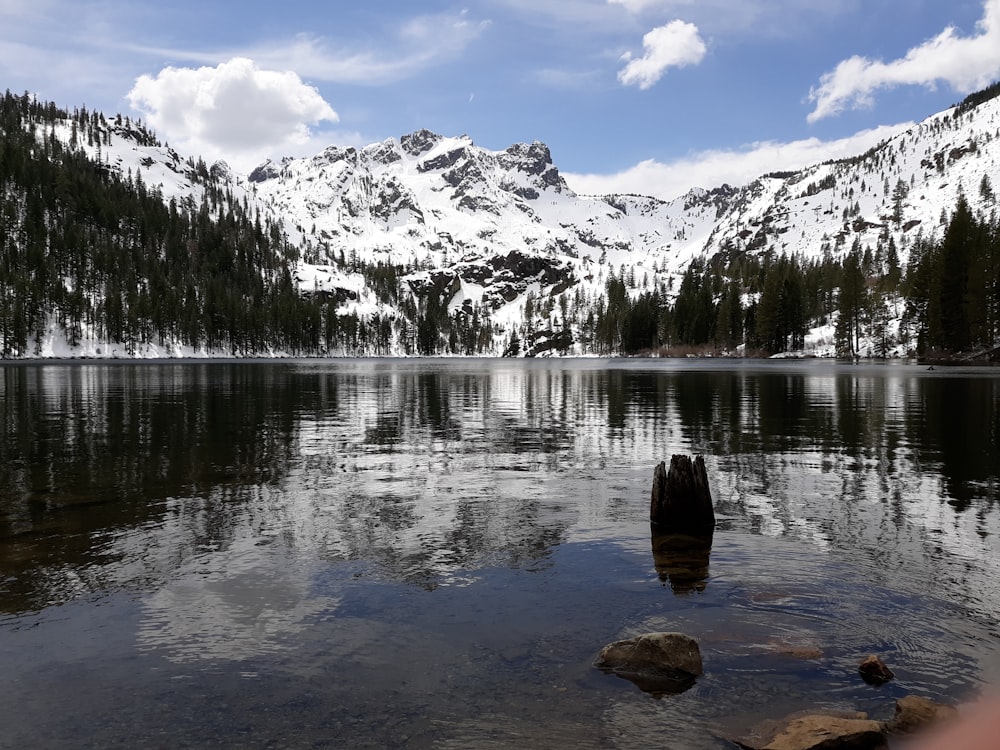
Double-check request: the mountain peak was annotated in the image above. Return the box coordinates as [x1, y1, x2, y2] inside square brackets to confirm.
[7, 83, 1000, 359]
[400, 129, 445, 156]
[210, 160, 233, 182]
[500, 140, 568, 193]
[248, 158, 281, 183]
[362, 138, 402, 165]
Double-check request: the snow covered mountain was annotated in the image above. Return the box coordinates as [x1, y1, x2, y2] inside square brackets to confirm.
[9, 84, 1000, 357]
[242, 131, 721, 337]
[698, 96, 1000, 266]
[223, 86, 997, 355]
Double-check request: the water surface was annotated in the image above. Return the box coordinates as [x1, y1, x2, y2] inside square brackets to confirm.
[1, 359, 998, 748]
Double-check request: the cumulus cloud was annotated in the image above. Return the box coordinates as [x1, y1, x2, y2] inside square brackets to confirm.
[808, 0, 1000, 122]
[564, 123, 910, 201]
[618, 20, 706, 89]
[127, 57, 339, 171]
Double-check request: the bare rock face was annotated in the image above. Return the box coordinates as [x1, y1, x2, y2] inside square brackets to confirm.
[209, 160, 232, 182]
[248, 159, 280, 183]
[887, 695, 957, 734]
[524, 328, 573, 357]
[858, 655, 895, 685]
[732, 713, 887, 750]
[400, 129, 443, 157]
[594, 632, 702, 697]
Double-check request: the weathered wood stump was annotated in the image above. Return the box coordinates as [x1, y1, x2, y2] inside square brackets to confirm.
[650, 455, 716, 534]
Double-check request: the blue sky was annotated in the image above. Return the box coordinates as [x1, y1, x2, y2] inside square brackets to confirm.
[3, 0, 1000, 199]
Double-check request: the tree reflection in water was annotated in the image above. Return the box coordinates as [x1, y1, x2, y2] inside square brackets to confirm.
[0, 361, 997, 608]
[0, 360, 997, 748]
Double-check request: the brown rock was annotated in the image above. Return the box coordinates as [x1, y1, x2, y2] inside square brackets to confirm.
[887, 695, 958, 734]
[733, 713, 887, 750]
[770, 643, 824, 660]
[858, 655, 894, 685]
[594, 632, 702, 696]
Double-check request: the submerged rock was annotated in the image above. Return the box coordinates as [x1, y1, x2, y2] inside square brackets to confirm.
[887, 695, 957, 734]
[858, 655, 895, 685]
[767, 641, 824, 660]
[594, 632, 702, 697]
[732, 712, 886, 750]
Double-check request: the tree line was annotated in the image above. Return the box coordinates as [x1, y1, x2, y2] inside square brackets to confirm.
[0, 91, 313, 355]
[581, 193, 997, 359]
[2, 89, 998, 360]
[905, 195, 1000, 355]
[0, 91, 499, 357]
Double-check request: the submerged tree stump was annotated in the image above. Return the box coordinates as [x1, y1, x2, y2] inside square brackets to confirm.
[650, 455, 716, 534]
[651, 532, 713, 593]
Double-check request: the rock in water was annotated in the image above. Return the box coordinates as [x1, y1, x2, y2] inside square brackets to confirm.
[732, 713, 887, 750]
[858, 655, 894, 685]
[650, 455, 715, 534]
[887, 695, 957, 734]
[594, 632, 702, 696]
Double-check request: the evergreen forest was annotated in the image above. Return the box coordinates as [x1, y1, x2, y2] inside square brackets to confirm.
[587, 192, 999, 359]
[1, 89, 999, 359]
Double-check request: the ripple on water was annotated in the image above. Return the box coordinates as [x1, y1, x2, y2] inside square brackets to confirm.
[2, 360, 999, 749]
[588, 553, 980, 747]
[135, 539, 338, 664]
[678, 533, 992, 709]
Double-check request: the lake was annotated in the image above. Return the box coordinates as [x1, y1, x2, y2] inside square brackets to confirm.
[1, 359, 998, 749]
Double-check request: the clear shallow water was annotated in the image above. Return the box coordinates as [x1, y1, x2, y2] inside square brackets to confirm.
[1, 359, 998, 748]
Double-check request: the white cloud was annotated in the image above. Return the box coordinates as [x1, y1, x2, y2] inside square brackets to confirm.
[608, 0, 686, 12]
[125, 13, 490, 87]
[127, 57, 339, 172]
[808, 0, 1000, 122]
[0, 0, 46, 16]
[618, 20, 706, 89]
[564, 122, 910, 200]
[604, 0, 846, 38]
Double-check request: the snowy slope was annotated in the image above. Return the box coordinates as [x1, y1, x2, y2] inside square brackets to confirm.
[699, 98, 1000, 265]
[243, 92, 999, 322]
[24, 87, 1000, 357]
[242, 129, 729, 337]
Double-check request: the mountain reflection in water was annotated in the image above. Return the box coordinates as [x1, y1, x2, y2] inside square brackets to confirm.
[0, 359, 997, 749]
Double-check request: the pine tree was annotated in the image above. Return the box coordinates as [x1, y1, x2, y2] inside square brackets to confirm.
[936, 195, 975, 352]
[713, 281, 743, 350]
[980, 174, 995, 205]
[891, 178, 909, 225]
[755, 256, 806, 353]
[836, 250, 866, 357]
[671, 265, 714, 346]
